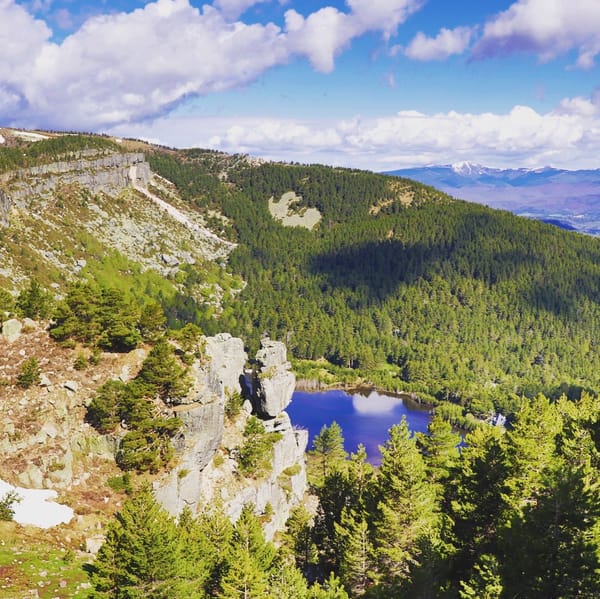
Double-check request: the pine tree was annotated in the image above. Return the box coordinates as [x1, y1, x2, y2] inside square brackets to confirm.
[501, 463, 600, 598]
[334, 508, 374, 595]
[371, 417, 439, 589]
[136, 339, 190, 404]
[447, 425, 508, 593]
[16, 278, 53, 319]
[416, 413, 461, 486]
[218, 505, 277, 598]
[309, 421, 347, 485]
[88, 486, 183, 599]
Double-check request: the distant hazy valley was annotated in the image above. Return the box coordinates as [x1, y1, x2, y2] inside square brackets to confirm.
[385, 162, 600, 235]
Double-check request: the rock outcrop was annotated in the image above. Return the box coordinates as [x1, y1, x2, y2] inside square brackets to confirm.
[0, 188, 9, 226]
[0, 151, 151, 226]
[252, 338, 296, 418]
[155, 336, 307, 539]
[2, 318, 22, 343]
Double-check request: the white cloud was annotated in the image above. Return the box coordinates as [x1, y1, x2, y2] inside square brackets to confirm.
[3, 0, 289, 129]
[473, 0, 600, 68]
[0, 0, 426, 129]
[108, 101, 600, 171]
[285, 0, 423, 71]
[404, 26, 474, 61]
[554, 96, 599, 118]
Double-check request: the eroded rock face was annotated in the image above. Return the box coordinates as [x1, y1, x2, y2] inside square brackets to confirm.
[155, 336, 308, 540]
[204, 333, 247, 399]
[252, 338, 296, 418]
[0, 151, 151, 227]
[0, 188, 9, 226]
[154, 333, 248, 512]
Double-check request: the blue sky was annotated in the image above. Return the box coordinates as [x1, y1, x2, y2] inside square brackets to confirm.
[2, 0, 600, 170]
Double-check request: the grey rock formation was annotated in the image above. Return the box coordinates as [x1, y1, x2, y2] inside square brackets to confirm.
[252, 338, 296, 418]
[151, 335, 307, 540]
[203, 333, 247, 399]
[0, 188, 9, 226]
[154, 333, 247, 512]
[223, 424, 308, 539]
[0, 151, 151, 226]
[2, 318, 22, 342]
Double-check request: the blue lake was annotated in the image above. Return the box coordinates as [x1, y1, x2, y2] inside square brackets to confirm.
[287, 389, 432, 465]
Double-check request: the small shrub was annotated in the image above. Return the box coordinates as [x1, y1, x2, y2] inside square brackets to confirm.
[0, 490, 22, 521]
[16, 357, 41, 388]
[73, 352, 88, 371]
[237, 416, 282, 477]
[89, 347, 102, 365]
[213, 452, 225, 467]
[225, 391, 244, 420]
[106, 473, 132, 494]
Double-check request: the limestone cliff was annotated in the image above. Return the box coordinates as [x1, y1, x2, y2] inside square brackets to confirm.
[0, 151, 150, 222]
[154, 336, 307, 539]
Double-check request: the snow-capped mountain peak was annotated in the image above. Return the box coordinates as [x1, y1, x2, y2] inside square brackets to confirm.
[451, 161, 487, 175]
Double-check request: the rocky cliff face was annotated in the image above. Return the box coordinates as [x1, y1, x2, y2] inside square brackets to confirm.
[0, 187, 9, 226]
[155, 336, 307, 539]
[0, 151, 151, 223]
[1, 323, 306, 540]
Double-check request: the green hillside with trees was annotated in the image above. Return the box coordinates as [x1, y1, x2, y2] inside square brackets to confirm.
[150, 154, 600, 421]
[84, 393, 600, 598]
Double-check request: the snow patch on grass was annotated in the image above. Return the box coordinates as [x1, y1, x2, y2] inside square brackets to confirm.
[0, 479, 74, 528]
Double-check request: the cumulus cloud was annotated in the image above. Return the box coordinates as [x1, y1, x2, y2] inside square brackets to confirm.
[285, 0, 422, 72]
[473, 0, 600, 68]
[108, 101, 600, 171]
[2, 0, 288, 129]
[0, 0, 426, 129]
[404, 26, 474, 61]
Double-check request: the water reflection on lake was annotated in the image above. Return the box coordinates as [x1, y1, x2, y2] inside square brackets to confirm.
[287, 388, 432, 465]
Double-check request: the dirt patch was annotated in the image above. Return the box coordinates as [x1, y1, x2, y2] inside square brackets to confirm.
[268, 191, 322, 230]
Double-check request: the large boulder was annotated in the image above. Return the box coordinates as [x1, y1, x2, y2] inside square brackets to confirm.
[252, 339, 296, 418]
[2, 318, 22, 342]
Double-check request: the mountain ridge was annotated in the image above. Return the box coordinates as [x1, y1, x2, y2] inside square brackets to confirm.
[384, 163, 600, 235]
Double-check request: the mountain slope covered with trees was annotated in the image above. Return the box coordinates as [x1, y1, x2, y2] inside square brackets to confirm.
[150, 153, 600, 420]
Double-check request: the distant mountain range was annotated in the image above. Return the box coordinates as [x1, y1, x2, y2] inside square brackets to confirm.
[384, 162, 600, 235]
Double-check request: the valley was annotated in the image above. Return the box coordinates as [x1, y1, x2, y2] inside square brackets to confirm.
[0, 130, 599, 597]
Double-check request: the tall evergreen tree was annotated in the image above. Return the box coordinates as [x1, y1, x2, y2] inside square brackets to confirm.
[334, 508, 374, 596]
[309, 421, 347, 484]
[88, 486, 183, 599]
[219, 505, 277, 598]
[371, 417, 439, 589]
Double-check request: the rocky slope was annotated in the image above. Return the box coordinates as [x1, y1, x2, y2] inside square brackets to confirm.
[0, 143, 237, 302]
[1, 320, 307, 547]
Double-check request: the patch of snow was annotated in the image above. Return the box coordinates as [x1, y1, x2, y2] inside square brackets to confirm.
[0, 134, 5, 144]
[10, 130, 49, 142]
[0, 478, 74, 528]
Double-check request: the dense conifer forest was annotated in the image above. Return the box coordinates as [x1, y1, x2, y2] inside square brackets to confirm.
[150, 153, 600, 420]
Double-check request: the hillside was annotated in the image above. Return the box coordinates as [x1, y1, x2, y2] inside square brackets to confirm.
[1, 130, 600, 596]
[145, 154, 600, 419]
